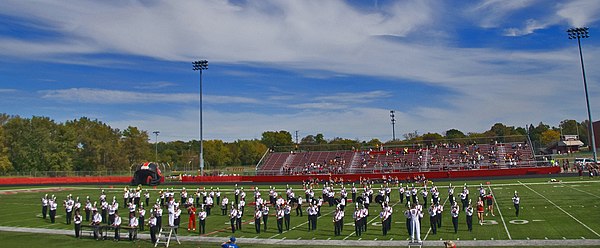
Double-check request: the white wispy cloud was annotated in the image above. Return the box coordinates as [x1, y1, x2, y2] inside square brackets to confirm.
[40, 88, 260, 104]
[0, 89, 17, 93]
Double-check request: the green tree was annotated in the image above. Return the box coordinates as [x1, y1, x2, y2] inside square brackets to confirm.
[203, 139, 232, 168]
[445, 129, 466, 141]
[261, 131, 293, 149]
[0, 125, 13, 173]
[237, 140, 267, 166]
[66, 117, 127, 172]
[541, 129, 560, 147]
[121, 126, 151, 167]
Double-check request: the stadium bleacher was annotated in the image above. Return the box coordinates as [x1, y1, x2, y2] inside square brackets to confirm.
[256, 141, 536, 176]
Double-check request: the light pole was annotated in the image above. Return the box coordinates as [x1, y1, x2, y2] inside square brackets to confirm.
[390, 110, 396, 141]
[153, 131, 160, 162]
[193, 60, 208, 176]
[567, 27, 597, 162]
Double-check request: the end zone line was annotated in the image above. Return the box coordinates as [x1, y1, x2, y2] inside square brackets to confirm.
[518, 181, 600, 238]
[488, 185, 511, 240]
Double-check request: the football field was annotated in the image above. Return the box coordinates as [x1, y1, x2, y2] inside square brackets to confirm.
[1, 176, 599, 247]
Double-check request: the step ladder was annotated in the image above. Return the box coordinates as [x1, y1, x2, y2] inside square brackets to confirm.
[154, 226, 180, 247]
[408, 241, 423, 248]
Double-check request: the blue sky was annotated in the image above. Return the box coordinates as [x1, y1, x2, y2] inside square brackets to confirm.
[0, 0, 599, 142]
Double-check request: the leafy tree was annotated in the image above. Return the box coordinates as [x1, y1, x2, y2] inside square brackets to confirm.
[541, 129, 560, 146]
[445, 129, 466, 140]
[300, 135, 316, 145]
[261, 131, 293, 149]
[121, 126, 151, 167]
[0, 125, 13, 173]
[420, 132, 444, 146]
[203, 139, 232, 168]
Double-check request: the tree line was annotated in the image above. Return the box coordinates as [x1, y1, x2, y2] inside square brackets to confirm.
[0, 113, 592, 174]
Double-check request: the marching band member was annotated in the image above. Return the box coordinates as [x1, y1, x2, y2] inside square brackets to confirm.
[448, 183, 455, 205]
[198, 205, 207, 234]
[229, 204, 237, 233]
[123, 187, 129, 208]
[198, 205, 208, 234]
[49, 196, 57, 223]
[205, 194, 214, 216]
[64, 195, 74, 225]
[360, 203, 369, 232]
[333, 206, 343, 236]
[422, 187, 429, 208]
[428, 201, 437, 235]
[276, 205, 284, 233]
[41, 194, 48, 219]
[398, 184, 405, 204]
[134, 189, 141, 206]
[405, 186, 412, 207]
[149, 213, 157, 244]
[128, 212, 138, 241]
[238, 197, 246, 216]
[411, 185, 418, 204]
[195, 188, 201, 208]
[74, 197, 81, 213]
[181, 187, 187, 204]
[404, 205, 412, 237]
[101, 199, 109, 224]
[113, 211, 122, 241]
[221, 196, 229, 215]
[128, 201, 136, 217]
[85, 197, 92, 222]
[254, 206, 262, 233]
[108, 198, 117, 225]
[451, 202, 459, 233]
[234, 185, 240, 206]
[512, 191, 520, 217]
[465, 200, 474, 232]
[236, 204, 243, 231]
[410, 203, 423, 243]
[138, 204, 146, 231]
[144, 190, 150, 207]
[295, 197, 303, 217]
[380, 203, 391, 236]
[188, 204, 197, 231]
[91, 207, 102, 240]
[262, 203, 270, 231]
[216, 188, 221, 206]
[284, 202, 291, 231]
[74, 209, 82, 238]
[174, 205, 182, 233]
[167, 195, 175, 227]
[155, 203, 163, 229]
[353, 204, 362, 236]
[436, 202, 444, 228]
[307, 203, 317, 231]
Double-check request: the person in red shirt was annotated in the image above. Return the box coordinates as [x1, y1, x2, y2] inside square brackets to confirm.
[476, 197, 484, 225]
[485, 193, 495, 217]
[188, 205, 197, 231]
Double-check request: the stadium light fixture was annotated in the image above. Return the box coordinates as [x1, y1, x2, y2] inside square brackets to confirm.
[390, 110, 396, 141]
[153, 131, 160, 162]
[192, 60, 208, 176]
[567, 27, 597, 162]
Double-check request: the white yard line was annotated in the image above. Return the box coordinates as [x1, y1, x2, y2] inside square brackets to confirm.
[488, 185, 511, 240]
[519, 181, 600, 238]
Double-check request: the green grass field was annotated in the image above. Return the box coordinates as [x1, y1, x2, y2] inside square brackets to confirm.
[1, 176, 600, 246]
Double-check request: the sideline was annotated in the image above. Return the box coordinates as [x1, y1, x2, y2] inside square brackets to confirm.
[2, 225, 600, 247]
[518, 181, 600, 238]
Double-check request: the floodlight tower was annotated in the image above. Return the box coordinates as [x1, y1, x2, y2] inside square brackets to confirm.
[192, 60, 208, 176]
[567, 27, 597, 162]
[153, 131, 160, 162]
[390, 110, 396, 141]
